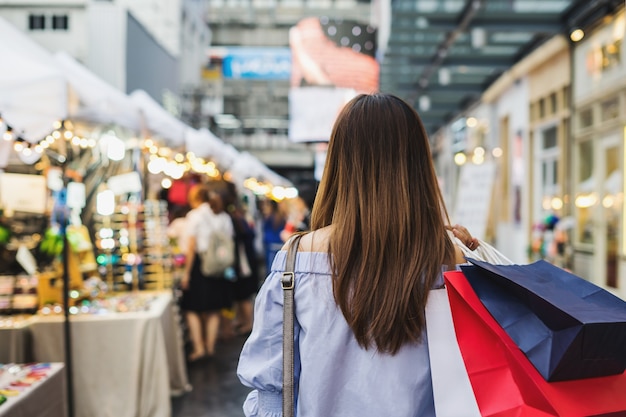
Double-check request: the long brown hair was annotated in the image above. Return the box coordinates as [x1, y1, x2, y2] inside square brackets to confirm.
[310, 93, 455, 355]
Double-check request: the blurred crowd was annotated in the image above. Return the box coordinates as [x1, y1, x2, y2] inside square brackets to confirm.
[162, 175, 310, 361]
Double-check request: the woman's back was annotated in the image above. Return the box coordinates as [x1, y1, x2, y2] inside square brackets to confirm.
[237, 230, 437, 417]
[238, 93, 467, 417]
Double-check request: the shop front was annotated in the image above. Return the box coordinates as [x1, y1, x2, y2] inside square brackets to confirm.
[572, 9, 626, 298]
[527, 36, 572, 269]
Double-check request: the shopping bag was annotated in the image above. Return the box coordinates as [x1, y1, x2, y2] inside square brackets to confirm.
[461, 258, 626, 381]
[453, 236, 514, 265]
[441, 270, 626, 417]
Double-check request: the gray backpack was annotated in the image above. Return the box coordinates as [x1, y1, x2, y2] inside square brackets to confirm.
[198, 230, 235, 277]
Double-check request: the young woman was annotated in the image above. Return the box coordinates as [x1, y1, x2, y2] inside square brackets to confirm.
[237, 93, 477, 416]
[180, 184, 234, 361]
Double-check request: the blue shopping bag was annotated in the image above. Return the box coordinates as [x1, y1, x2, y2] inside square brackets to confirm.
[461, 258, 626, 382]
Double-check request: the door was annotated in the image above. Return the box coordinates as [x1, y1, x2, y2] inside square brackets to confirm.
[597, 133, 622, 290]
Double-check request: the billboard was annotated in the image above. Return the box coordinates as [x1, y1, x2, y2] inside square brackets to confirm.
[288, 17, 379, 142]
[215, 47, 291, 80]
[290, 17, 379, 92]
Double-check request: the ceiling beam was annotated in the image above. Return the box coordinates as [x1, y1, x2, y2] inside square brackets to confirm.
[388, 39, 529, 48]
[407, 0, 485, 101]
[427, 55, 514, 66]
[424, 83, 485, 95]
[391, 19, 563, 34]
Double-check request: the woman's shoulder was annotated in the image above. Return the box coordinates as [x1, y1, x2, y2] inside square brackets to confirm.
[282, 226, 332, 253]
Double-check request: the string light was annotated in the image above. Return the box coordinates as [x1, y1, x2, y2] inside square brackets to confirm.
[0, 118, 288, 197]
[2, 127, 13, 141]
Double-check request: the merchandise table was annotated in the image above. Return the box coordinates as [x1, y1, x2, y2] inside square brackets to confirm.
[28, 291, 190, 417]
[0, 317, 34, 364]
[0, 363, 67, 417]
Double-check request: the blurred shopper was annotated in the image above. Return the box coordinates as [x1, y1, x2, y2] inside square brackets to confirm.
[180, 184, 234, 361]
[229, 198, 260, 336]
[261, 200, 287, 274]
[237, 93, 478, 416]
[279, 196, 311, 242]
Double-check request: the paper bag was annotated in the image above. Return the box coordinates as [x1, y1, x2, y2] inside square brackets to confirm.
[444, 270, 626, 417]
[461, 258, 626, 381]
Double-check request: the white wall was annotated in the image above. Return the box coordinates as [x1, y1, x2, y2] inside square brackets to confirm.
[180, 0, 211, 87]
[493, 77, 530, 264]
[0, 1, 89, 61]
[0, 0, 190, 94]
[86, 2, 127, 92]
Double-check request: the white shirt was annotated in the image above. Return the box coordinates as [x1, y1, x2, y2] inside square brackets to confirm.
[184, 203, 234, 253]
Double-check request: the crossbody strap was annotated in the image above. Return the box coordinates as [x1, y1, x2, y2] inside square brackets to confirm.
[282, 234, 303, 417]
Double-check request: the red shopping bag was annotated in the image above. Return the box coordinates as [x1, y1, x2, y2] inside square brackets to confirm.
[444, 270, 626, 417]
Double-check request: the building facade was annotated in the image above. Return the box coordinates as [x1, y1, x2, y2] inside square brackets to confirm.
[571, 9, 626, 297]
[0, 0, 209, 106]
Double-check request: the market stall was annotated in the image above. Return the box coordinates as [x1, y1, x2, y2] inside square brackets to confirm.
[0, 14, 298, 417]
[28, 291, 188, 417]
[0, 363, 67, 417]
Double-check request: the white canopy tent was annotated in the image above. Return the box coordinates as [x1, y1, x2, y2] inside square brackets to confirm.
[184, 127, 223, 158]
[0, 17, 292, 192]
[0, 17, 67, 143]
[230, 151, 291, 187]
[130, 90, 186, 148]
[55, 51, 142, 134]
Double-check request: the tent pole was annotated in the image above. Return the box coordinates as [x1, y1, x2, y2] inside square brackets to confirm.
[61, 170, 75, 417]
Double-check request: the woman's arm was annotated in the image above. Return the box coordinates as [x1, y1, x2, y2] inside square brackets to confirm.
[237, 271, 293, 416]
[182, 236, 196, 290]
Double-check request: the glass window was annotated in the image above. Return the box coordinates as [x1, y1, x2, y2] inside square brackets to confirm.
[563, 86, 570, 109]
[52, 15, 69, 30]
[575, 140, 594, 244]
[542, 126, 557, 149]
[579, 108, 593, 129]
[539, 98, 545, 119]
[28, 14, 45, 30]
[550, 92, 557, 114]
[601, 97, 619, 122]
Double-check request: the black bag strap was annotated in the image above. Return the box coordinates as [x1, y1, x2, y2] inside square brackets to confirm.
[282, 234, 303, 417]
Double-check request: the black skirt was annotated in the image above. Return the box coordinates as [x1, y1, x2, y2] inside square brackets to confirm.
[180, 255, 234, 312]
[233, 275, 259, 301]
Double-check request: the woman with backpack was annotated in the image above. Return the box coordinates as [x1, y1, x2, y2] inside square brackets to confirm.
[180, 183, 235, 362]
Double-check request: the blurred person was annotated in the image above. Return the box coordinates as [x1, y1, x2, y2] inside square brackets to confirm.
[180, 184, 234, 361]
[279, 197, 311, 242]
[228, 197, 260, 336]
[217, 182, 260, 337]
[261, 199, 287, 274]
[237, 93, 478, 416]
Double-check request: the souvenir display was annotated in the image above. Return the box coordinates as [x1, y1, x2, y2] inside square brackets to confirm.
[0, 363, 56, 409]
[39, 291, 158, 315]
[93, 199, 173, 292]
[0, 275, 38, 315]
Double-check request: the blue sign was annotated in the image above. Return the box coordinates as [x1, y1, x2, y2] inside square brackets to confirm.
[221, 47, 291, 80]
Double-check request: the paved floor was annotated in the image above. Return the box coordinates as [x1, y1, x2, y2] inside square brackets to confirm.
[172, 335, 251, 417]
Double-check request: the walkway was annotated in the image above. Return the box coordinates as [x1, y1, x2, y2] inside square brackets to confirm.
[172, 334, 251, 417]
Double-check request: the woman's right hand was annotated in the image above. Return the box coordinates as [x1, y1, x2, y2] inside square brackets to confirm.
[446, 224, 479, 250]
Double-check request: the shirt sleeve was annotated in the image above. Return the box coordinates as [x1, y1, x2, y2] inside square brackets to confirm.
[184, 210, 201, 239]
[237, 270, 300, 417]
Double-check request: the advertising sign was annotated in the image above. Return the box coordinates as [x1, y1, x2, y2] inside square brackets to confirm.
[219, 47, 291, 80]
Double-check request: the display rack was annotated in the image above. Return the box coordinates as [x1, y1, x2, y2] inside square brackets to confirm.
[92, 199, 173, 291]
